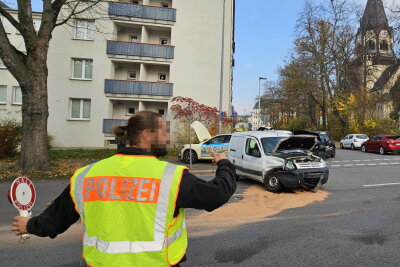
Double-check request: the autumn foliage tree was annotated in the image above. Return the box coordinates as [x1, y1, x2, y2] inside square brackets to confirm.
[170, 97, 233, 144]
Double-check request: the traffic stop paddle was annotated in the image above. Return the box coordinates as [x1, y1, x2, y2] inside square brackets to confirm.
[7, 177, 36, 242]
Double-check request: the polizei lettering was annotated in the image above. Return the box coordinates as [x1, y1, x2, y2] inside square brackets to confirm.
[83, 177, 161, 204]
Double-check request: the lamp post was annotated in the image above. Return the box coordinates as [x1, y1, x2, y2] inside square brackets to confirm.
[258, 77, 267, 127]
[218, 0, 226, 134]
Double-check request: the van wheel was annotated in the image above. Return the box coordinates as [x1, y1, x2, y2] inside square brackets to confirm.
[264, 173, 282, 193]
[182, 150, 198, 164]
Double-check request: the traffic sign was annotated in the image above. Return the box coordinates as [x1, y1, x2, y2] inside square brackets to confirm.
[9, 177, 36, 211]
[220, 112, 225, 120]
[232, 111, 238, 118]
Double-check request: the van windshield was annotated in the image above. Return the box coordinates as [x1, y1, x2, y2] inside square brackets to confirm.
[261, 137, 284, 155]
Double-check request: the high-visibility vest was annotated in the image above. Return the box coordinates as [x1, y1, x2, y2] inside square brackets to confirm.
[70, 154, 188, 267]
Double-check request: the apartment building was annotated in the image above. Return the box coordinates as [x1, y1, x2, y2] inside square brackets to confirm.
[0, 0, 235, 148]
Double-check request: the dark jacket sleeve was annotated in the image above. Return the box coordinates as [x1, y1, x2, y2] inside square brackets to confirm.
[27, 185, 80, 238]
[176, 159, 237, 212]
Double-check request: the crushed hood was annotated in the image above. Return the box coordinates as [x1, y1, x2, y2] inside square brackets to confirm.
[273, 135, 317, 152]
[191, 121, 212, 142]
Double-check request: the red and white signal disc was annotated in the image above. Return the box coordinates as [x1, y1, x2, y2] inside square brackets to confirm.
[10, 177, 36, 211]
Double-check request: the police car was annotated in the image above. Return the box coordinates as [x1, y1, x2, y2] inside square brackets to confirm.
[179, 121, 231, 164]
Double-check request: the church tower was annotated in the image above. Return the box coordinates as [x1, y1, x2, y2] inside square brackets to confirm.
[356, 0, 397, 90]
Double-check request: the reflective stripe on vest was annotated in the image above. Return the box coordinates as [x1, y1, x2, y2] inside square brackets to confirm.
[73, 162, 180, 254]
[83, 221, 186, 254]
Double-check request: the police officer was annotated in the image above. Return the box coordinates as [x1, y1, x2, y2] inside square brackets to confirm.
[11, 111, 237, 267]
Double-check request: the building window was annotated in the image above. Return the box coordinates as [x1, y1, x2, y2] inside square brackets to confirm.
[0, 85, 6, 104]
[12, 86, 22, 105]
[75, 20, 95, 40]
[161, 2, 169, 8]
[130, 35, 138, 42]
[33, 19, 41, 33]
[70, 99, 91, 120]
[0, 58, 5, 68]
[127, 107, 135, 115]
[158, 73, 167, 82]
[368, 40, 376, 51]
[127, 71, 137, 80]
[380, 40, 389, 51]
[72, 59, 93, 79]
[160, 38, 169, 45]
[158, 109, 165, 115]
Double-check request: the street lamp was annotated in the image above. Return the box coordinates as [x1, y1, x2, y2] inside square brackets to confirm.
[258, 77, 267, 127]
[218, 0, 226, 134]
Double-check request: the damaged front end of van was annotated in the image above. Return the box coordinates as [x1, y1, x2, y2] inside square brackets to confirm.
[263, 135, 329, 192]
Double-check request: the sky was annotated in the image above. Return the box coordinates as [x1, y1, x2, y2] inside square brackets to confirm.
[3, 0, 397, 115]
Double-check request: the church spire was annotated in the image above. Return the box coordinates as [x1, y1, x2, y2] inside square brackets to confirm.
[360, 0, 391, 35]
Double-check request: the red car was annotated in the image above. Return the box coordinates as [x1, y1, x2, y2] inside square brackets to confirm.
[361, 135, 400, 155]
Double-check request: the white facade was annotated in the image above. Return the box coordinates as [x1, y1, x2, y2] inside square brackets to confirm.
[0, 0, 235, 148]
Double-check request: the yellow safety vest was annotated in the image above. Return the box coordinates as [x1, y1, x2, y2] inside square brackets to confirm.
[70, 154, 188, 267]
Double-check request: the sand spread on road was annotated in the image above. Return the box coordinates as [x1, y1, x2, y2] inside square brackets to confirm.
[187, 185, 329, 236]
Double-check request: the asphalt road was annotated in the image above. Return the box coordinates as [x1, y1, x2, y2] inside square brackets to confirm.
[0, 148, 399, 266]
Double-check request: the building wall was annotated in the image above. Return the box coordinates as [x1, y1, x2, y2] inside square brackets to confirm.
[0, 0, 235, 148]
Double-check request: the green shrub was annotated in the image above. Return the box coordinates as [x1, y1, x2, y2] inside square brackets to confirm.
[286, 116, 310, 132]
[0, 120, 22, 159]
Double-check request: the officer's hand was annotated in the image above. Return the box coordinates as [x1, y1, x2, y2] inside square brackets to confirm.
[211, 150, 227, 165]
[11, 216, 30, 236]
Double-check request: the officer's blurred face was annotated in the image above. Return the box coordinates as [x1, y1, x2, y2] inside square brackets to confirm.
[150, 117, 170, 157]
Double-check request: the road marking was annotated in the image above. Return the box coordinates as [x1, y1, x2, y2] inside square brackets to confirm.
[383, 159, 391, 161]
[373, 159, 382, 161]
[331, 165, 341, 167]
[379, 163, 389, 165]
[390, 162, 400, 165]
[356, 164, 365, 166]
[352, 160, 361, 162]
[363, 160, 371, 161]
[342, 160, 351, 162]
[344, 164, 354, 167]
[364, 183, 400, 188]
[367, 163, 377, 166]
[332, 161, 340, 163]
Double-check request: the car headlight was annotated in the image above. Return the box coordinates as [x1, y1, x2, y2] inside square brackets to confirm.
[285, 161, 296, 171]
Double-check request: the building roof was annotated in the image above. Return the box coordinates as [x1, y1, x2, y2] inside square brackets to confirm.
[370, 62, 400, 93]
[0, 1, 9, 8]
[359, 0, 391, 35]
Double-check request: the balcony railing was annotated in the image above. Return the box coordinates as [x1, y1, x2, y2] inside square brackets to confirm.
[109, 2, 176, 22]
[107, 41, 174, 59]
[103, 119, 127, 134]
[105, 79, 173, 97]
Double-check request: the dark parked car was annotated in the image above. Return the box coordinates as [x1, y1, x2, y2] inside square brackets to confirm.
[361, 135, 400, 155]
[294, 131, 336, 159]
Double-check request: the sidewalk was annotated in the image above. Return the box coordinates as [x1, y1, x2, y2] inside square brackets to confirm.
[166, 159, 217, 174]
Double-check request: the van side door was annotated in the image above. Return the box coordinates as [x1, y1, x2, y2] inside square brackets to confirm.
[229, 136, 244, 175]
[241, 137, 264, 182]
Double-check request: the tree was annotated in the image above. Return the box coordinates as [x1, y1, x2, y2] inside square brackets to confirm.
[0, 1, 103, 172]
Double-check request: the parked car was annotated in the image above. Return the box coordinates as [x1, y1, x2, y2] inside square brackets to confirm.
[340, 134, 369, 150]
[293, 131, 336, 158]
[228, 131, 329, 192]
[361, 135, 400, 155]
[179, 121, 231, 164]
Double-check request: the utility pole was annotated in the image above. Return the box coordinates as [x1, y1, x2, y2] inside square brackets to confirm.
[218, 0, 226, 134]
[258, 77, 267, 127]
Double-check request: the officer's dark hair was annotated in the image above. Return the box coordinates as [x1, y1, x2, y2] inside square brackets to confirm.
[113, 111, 162, 146]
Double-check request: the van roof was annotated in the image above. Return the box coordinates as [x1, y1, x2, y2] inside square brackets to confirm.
[232, 130, 292, 139]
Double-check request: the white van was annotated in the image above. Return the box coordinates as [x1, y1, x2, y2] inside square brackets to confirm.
[228, 131, 329, 192]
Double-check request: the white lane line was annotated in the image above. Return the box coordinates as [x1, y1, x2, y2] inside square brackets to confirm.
[352, 160, 361, 162]
[383, 159, 391, 161]
[331, 165, 341, 167]
[368, 163, 377, 166]
[390, 162, 400, 165]
[342, 160, 351, 162]
[332, 161, 340, 163]
[356, 164, 366, 166]
[363, 160, 372, 161]
[379, 163, 389, 165]
[344, 164, 354, 167]
[374, 159, 382, 161]
[364, 183, 400, 188]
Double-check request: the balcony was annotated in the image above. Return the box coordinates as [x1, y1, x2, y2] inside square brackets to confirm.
[107, 41, 174, 60]
[103, 119, 127, 134]
[109, 2, 176, 22]
[105, 79, 173, 97]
